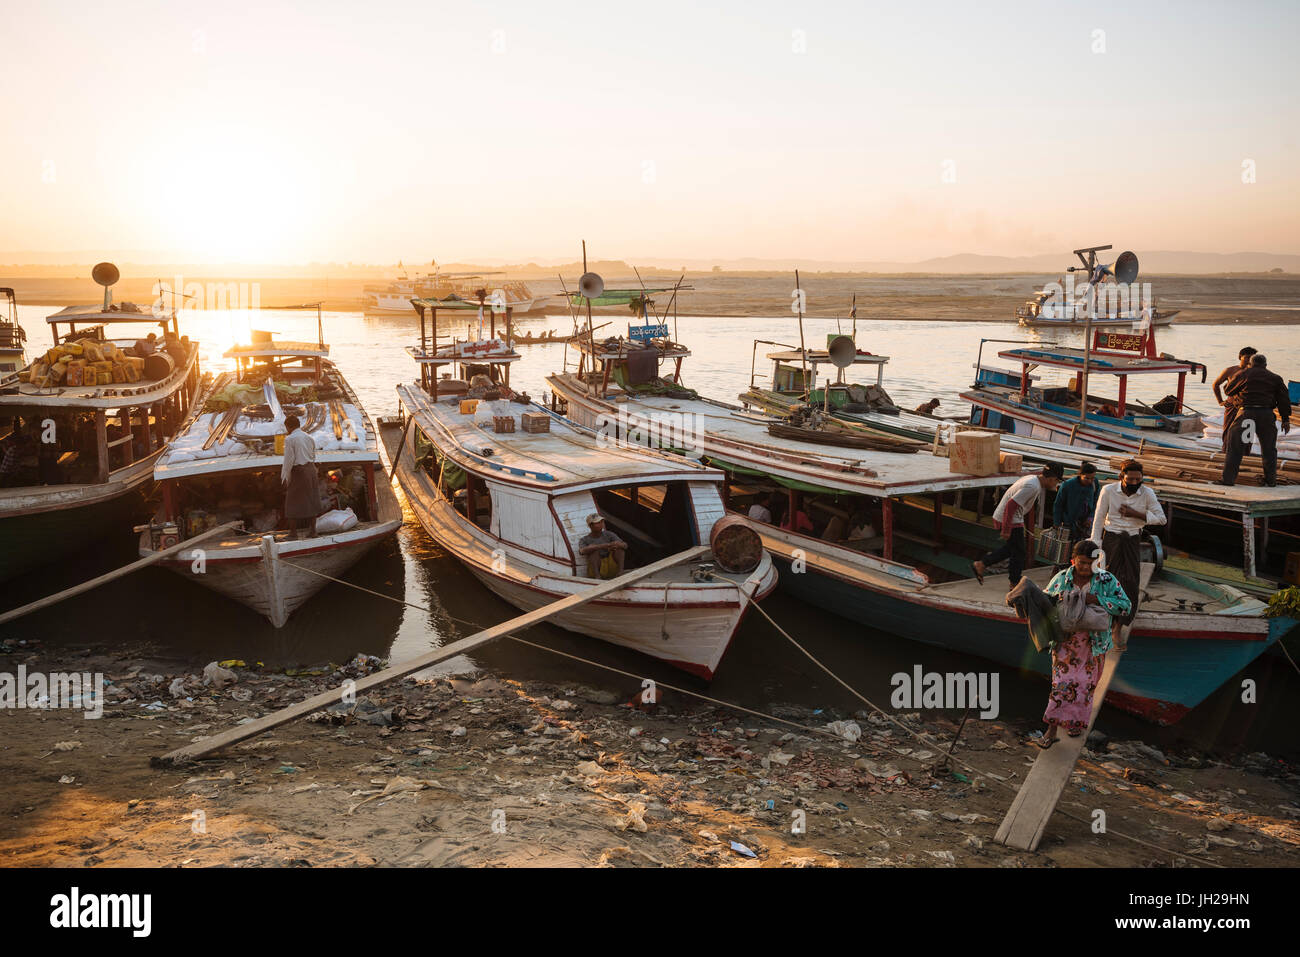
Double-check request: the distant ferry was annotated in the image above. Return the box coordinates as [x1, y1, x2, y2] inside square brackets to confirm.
[363, 264, 545, 314]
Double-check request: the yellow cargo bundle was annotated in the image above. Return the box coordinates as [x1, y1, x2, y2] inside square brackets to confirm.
[82, 341, 105, 362]
[65, 362, 85, 387]
[29, 360, 49, 380]
[111, 363, 128, 383]
[102, 341, 121, 360]
[124, 362, 141, 383]
[50, 360, 68, 382]
[90, 359, 113, 373]
[62, 341, 84, 357]
[126, 356, 145, 374]
[44, 346, 64, 365]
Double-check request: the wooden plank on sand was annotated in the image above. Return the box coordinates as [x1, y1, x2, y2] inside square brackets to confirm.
[0, 521, 241, 627]
[994, 635, 1127, 851]
[155, 544, 711, 766]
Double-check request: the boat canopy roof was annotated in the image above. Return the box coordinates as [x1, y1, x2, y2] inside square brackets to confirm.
[768, 348, 890, 367]
[997, 345, 1198, 376]
[573, 336, 691, 361]
[406, 339, 521, 365]
[225, 341, 330, 359]
[46, 305, 168, 324]
[398, 383, 722, 491]
[411, 295, 482, 311]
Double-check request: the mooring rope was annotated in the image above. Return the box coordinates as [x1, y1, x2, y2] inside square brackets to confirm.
[277, 556, 1225, 866]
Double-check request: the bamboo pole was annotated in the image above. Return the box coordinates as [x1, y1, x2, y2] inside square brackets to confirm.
[155, 544, 711, 765]
[0, 522, 240, 626]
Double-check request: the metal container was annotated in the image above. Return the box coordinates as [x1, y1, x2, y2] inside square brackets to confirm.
[709, 515, 763, 574]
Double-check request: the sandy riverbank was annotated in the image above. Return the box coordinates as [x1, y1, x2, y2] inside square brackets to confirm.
[5, 274, 1300, 324]
[2, 641, 1296, 868]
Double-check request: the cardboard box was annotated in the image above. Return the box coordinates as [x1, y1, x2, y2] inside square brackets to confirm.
[949, 430, 1001, 476]
[521, 411, 551, 433]
[1284, 551, 1300, 586]
[998, 451, 1023, 473]
[459, 399, 479, 415]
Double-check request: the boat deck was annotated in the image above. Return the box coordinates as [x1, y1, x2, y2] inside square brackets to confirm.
[552, 373, 1019, 497]
[399, 383, 721, 489]
[156, 364, 379, 479]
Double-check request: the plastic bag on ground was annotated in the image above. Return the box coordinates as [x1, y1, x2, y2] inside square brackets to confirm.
[316, 507, 358, 534]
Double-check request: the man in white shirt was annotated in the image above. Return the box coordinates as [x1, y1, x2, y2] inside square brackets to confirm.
[973, 463, 1064, 586]
[1090, 459, 1166, 646]
[747, 492, 778, 525]
[282, 414, 321, 539]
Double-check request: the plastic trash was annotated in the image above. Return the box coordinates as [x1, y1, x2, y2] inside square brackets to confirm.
[730, 841, 757, 858]
[825, 720, 862, 743]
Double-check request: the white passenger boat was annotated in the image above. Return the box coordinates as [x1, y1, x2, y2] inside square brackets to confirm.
[388, 322, 777, 679]
[140, 325, 401, 626]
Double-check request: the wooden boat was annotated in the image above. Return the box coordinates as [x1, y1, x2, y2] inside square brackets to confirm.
[0, 269, 202, 582]
[390, 331, 777, 680]
[0, 287, 25, 377]
[547, 335, 1296, 723]
[140, 327, 400, 626]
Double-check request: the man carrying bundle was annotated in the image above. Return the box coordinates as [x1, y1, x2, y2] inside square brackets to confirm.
[1090, 460, 1166, 649]
[1052, 462, 1099, 546]
[281, 414, 321, 539]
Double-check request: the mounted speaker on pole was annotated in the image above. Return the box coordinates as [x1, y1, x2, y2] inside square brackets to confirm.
[92, 261, 120, 311]
[1112, 250, 1139, 285]
[827, 334, 857, 369]
[578, 271, 604, 300]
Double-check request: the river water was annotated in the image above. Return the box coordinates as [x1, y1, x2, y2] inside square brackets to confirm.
[7, 302, 1299, 756]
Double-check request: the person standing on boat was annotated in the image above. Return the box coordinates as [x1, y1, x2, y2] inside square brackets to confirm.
[972, 463, 1064, 586]
[281, 414, 321, 539]
[1037, 540, 1131, 749]
[1052, 462, 1099, 545]
[1090, 460, 1165, 648]
[1218, 353, 1291, 487]
[1213, 346, 1257, 450]
[579, 513, 626, 579]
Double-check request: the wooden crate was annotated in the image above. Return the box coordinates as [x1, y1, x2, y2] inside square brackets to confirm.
[521, 411, 551, 433]
[492, 415, 516, 433]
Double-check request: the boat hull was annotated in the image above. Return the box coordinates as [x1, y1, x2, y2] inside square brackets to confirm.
[767, 550, 1284, 725]
[148, 522, 400, 627]
[392, 417, 775, 679]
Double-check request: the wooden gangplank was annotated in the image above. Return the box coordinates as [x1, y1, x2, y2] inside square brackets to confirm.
[155, 545, 710, 765]
[994, 638, 1126, 851]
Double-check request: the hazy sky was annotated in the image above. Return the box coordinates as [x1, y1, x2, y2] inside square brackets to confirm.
[4, 0, 1297, 264]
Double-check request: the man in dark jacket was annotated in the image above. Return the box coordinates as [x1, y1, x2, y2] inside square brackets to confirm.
[1052, 462, 1099, 543]
[1219, 354, 1292, 487]
[1213, 346, 1257, 450]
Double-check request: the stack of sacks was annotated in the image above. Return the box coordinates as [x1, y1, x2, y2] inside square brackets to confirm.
[22, 339, 144, 387]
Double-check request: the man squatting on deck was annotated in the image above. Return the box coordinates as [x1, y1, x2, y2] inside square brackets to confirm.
[579, 513, 626, 579]
[1091, 460, 1165, 650]
[282, 414, 321, 539]
[971, 463, 1064, 585]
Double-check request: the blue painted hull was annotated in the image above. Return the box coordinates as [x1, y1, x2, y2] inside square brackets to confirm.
[771, 556, 1289, 724]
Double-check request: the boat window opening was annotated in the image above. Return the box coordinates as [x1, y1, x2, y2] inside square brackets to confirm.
[590, 481, 697, 566]
[0, 410, 104, 487]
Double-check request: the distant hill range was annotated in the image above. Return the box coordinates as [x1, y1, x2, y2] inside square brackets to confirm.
[2, 250, 1297, 277]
